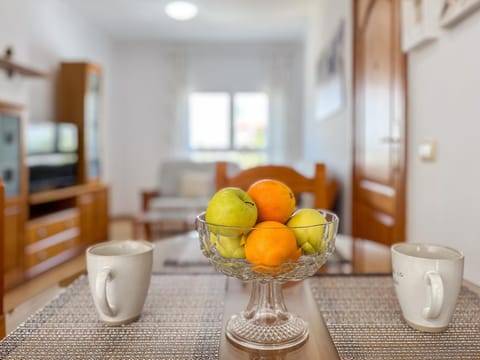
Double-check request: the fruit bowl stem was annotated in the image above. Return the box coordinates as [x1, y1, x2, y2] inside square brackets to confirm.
[226, 279, 309, 351]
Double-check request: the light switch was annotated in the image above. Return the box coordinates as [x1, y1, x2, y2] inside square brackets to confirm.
[418, 140, 436, 161]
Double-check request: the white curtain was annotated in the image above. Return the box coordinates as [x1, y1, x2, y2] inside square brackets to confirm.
[167, 50, 190, 158]
[265, 49, 302, 165]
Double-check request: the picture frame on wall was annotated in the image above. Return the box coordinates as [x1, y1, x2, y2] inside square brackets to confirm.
[401, 0, 443, 52]
[314, 19, 346, 122]
[440, 0, 480, 28]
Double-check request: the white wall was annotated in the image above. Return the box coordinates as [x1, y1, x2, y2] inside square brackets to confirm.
[109, 42, 304, 215]
[407, 13, 480, 284]
[302, 0, 353, 233]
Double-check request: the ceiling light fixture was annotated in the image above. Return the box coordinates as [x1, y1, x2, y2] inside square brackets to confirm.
[165, 1, 198, 21]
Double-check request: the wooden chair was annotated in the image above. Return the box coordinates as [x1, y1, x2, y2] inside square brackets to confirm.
[215, 162, 338, 210]
[0, 179, 5, 338]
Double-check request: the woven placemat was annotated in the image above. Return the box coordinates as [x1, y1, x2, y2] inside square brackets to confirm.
[153, 233, 216, 274]
[1, 274, 226, 359]
[309, 275, 480, 359]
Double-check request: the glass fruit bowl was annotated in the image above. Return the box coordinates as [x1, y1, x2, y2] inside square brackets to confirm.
[195, 209, 339, 351]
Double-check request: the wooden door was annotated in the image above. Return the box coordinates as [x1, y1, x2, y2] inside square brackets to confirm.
[352, 0, 407, 246]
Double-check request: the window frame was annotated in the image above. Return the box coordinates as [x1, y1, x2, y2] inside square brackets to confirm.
[188, 91, 269, 153]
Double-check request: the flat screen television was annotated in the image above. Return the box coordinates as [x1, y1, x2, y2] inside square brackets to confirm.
[26, 122, 79, 193]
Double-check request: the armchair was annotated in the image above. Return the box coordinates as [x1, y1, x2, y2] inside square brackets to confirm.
[136, 160, 239, 240]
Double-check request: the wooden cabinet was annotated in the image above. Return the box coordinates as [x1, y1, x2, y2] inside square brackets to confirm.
[3, 201, 26, 288]
[0, 61, 109, 290]
[57, 62, 102, 184]
[77, 185, 109, 247]
[77, 192, 95, 246]
[95, 186, 109, 242]
[23, 184, 109, 281]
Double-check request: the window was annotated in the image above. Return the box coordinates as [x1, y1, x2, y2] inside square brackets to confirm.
[188, 92, 269, 167]
[233, 93, 268, 150]
[189, 93, 230, 150]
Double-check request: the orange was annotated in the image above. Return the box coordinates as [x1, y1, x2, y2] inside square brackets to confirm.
[245, 221, 301, 270]
[247, 179, 295, 223]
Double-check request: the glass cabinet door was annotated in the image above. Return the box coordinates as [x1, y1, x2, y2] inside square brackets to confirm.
[85, 70, 101, 180]
[0, 114, 21, 198]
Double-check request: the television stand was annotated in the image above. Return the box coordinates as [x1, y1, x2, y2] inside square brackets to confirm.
[21, 184, 109, 284]
[3, 182, 109, 290]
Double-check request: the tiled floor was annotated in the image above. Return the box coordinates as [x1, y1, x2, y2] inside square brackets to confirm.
[3, 218, 136, 335]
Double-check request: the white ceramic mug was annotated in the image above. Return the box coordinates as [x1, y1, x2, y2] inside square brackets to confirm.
[391, 243, 464, 332]
[86, 240, 154, 325]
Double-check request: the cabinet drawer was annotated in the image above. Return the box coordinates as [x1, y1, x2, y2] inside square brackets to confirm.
[27, 209, 80, 245]
[25, 229, 81, 269]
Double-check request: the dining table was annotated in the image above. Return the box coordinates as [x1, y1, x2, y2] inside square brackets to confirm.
[1, 232, 479, 359]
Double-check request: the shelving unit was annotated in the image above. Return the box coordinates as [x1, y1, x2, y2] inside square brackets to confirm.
[0, 58, 49, 78]
[0, 60, 109, 290]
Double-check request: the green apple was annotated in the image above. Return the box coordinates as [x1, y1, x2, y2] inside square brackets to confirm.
[210, 234, 246, 259]
[286, 209, 329, 255]
[205, 187, 257, 237]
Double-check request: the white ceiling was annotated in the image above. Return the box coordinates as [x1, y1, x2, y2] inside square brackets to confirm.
[62, 0, 310, 43]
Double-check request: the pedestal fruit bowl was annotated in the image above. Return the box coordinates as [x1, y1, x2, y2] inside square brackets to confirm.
[195, 208, 339, 351]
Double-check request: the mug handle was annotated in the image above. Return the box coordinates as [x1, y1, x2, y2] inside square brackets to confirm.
[95, 267, 117, 317]
[422, 270, 444, 319]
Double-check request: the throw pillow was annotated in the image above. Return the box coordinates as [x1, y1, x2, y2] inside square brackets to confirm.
[179, 170, 214, 198]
